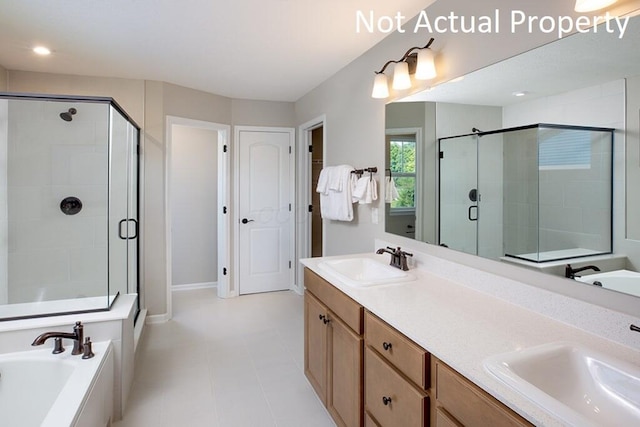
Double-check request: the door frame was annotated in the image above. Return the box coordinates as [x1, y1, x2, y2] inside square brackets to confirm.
[233, 125, 296, 296]
[297, 115, 326, 294]
[165, 116, 231, 320]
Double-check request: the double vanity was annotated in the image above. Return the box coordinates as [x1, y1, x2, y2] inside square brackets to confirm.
[301, 248, 640, 427]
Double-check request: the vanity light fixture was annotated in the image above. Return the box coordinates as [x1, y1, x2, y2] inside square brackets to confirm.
[574, 0, 618, 12]
[371, 38, 437, 99]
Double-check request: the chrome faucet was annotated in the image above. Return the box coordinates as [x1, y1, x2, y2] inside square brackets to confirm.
[32, 321, 84, 355]
[565, 264, 600, 279]
[376, 246, 413, 271]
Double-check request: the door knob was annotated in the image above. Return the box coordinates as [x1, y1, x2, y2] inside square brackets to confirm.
[241, 218, 254, 224]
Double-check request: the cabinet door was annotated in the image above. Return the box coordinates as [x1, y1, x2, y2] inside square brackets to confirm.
[305, 291, 329, 404]
[329, 314, 363, 427]
[365, 347, 428, 427]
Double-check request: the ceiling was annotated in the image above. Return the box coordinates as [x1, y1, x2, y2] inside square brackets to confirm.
[0, 0, 433, 102]
[399, 14, 640, 106]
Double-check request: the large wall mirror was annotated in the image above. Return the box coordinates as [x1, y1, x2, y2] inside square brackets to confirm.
[385, 14, 640, 300]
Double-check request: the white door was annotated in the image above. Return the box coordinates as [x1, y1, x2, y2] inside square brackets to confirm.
[237, 128, 293, 294]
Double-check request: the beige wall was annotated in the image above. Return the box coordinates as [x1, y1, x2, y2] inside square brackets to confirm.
[4, 71, 295, 316]
[0, 64, 7, 91]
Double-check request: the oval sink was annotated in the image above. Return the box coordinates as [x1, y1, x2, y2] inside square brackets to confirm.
[484, 342, 640, 426]
[318, 257, 415, 287]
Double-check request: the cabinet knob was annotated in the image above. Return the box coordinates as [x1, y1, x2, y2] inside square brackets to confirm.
[382, 342, 392, 351]
[323, 317, 330, 325]
[382, 396, 392, 406]
[319, 314, 325, 321]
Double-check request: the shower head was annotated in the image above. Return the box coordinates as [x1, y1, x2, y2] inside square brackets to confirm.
[60, 108, 77, 122]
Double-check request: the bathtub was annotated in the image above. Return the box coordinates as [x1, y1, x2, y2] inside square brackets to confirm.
[576, 269, 640, 298]
[0, 341, 114, 427]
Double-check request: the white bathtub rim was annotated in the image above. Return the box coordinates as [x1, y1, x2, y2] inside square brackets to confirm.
[29, 340, 113, 427]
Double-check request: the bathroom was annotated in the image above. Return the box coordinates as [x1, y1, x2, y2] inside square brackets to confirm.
[0, 0, 639, 426]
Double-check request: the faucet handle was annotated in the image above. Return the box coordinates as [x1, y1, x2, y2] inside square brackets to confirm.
[53, 337, 65, 354]
[82, 337, 95, 359]
[395, 247, 413, 257]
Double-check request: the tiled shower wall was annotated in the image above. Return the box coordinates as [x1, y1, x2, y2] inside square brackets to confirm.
[502, 80, 623, 258]
[6, 99, 109, 303]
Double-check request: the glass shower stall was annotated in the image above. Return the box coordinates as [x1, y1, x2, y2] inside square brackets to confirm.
[438, 123, 613, 263]
[0, 93, 139, 320]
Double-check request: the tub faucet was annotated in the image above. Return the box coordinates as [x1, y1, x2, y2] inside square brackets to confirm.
[565, 264, 600, 279]
[32, 321, 84, 355]
[376, 246, 413, 271]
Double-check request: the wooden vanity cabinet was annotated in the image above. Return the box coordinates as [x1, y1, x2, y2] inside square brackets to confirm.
[433, 358, 534, 427]
[304, 268, 364, 427]
[304, 267, 536, 427]
[364, 311, 430, 427]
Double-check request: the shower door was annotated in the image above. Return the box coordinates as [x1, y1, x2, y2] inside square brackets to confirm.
[109, 106, 139, 303]
[439, 135, 479, 255]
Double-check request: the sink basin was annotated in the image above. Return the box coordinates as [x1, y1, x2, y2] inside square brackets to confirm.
[317, 257, 415, 287]
[484, 342, 640, 426]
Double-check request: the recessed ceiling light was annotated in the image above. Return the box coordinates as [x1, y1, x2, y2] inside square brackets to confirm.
[33, 46, 51, 56]
[512, 91, 528, 97]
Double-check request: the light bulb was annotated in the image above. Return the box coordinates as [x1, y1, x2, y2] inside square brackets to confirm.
[392, 62, 411, 90]
[574, 0, 617, 12]
[371, 73, 390, 99]
[415, 49, 436, 80]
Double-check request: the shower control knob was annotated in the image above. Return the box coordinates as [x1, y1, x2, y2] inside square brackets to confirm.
[60, 197, 83, 215]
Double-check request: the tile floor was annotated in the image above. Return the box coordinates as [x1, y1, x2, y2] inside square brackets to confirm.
[114, 289, 335, 427]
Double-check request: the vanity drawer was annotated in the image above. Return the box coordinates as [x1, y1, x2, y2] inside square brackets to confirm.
[365, 347, 428, 427]
[365, 311, 429, 389]
[305, 268, 363, 334]
[365, 411, 380, 427]
[435, 407, 462, 427]
[435, 359, 533, 427]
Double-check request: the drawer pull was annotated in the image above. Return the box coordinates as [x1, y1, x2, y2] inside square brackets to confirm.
[382, 396, 392, 406]
[382, 342, 392, 351]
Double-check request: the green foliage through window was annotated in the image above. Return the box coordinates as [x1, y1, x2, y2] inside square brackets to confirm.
[389, 138, 416, 209]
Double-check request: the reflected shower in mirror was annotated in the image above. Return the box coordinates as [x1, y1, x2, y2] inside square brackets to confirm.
[384, 14, 640, 300]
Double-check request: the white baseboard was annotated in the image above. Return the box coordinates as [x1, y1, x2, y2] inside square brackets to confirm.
[172, 281, 217, 292]
[146, 312, 171, 324]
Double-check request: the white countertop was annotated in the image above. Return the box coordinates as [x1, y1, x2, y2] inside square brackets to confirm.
[301, 252, 640, 427]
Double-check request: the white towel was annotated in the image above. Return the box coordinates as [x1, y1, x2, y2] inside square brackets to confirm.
[355, 176, 378, 205]
[317, 165, 355, 221]
[316, 167, 330, 195]
[327, 166, 344, 191]
[352, 176, 369, 201]
[385, 176, 399, 203]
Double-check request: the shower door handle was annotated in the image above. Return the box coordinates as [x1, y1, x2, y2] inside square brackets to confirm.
[468, 205, 478, 221]
[118, 219, 127, 239]
[119, 219, 138, 239]
[129, 219, 138, 240]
